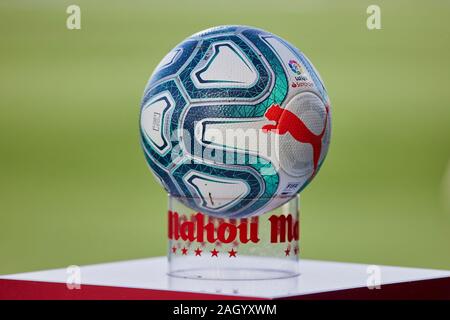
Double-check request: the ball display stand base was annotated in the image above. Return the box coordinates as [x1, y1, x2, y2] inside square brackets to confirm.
[1, 257, 449, 300]
[167, 195, 300, 280]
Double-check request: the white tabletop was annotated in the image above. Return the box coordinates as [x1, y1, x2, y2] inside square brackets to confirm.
[2, 257, 449, 299]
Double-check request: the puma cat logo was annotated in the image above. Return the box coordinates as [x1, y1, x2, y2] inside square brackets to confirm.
[262, 104, 329, 177]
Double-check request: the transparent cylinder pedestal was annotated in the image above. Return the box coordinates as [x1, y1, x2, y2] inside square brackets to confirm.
[167, 195, 300, 281]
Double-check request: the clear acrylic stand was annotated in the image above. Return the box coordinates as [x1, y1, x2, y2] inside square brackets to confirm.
[167, 195, 300, 280]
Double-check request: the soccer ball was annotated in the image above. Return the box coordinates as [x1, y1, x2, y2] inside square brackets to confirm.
[140, 25, 331, 218]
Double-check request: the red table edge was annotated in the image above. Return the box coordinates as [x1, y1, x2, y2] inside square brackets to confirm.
[0, 279, 262, 300]
[278, 276, 450, 300]
[0, 277, 449, 300]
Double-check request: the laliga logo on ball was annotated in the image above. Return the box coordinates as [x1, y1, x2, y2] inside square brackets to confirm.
[140, 25, 331, 218]
[288, 59, 302, 75]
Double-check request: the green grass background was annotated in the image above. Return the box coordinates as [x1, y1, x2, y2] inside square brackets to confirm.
[1, 0, 449, 274]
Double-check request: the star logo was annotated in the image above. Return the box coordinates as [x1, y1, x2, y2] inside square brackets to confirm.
[228, 248, 237, 258]
[194, 248, 202, 256]
[181, 247, 188, 255]
[210, 248, 219, 257]
[171, 246, 177, 254]
[294, 246, 299, 255]
[284, 247, 291, 256]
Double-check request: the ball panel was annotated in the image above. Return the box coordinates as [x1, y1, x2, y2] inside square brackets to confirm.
[184, 171, 250, 212]
[140, 92, 174, 156]
[179, 34, 272, 102]
[191, 41, 259, 89]
[171, 160, 264, 217]
[190, 25, 241, 39]
[145, 39, 198, 90]
[141, 80, 187, 169]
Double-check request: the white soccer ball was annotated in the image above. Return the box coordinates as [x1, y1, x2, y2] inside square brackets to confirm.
[140, 25, 331, 217]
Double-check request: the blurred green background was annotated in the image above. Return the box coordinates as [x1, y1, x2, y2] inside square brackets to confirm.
[1, 0, 449, 275]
